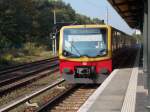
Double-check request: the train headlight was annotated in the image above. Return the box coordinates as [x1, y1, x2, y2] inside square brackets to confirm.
[63, 68, 73, 74]
[99, 68, 109, 75]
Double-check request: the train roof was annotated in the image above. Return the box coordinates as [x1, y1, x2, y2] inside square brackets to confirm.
[61, 24, 111, 28]
[60, 24, 131, 36]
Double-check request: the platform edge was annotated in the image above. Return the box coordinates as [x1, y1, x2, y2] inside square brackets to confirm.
[77, 69, 119, 112]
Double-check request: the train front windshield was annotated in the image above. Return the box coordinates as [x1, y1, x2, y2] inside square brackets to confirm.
[62, 28, 107, 58]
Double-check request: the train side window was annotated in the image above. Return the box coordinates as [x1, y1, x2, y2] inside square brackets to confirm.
[112, 31, 116, 51]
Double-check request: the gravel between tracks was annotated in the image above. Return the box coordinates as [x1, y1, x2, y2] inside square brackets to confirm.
[9, 82, 71, 112]
[0, 71, 60, 106]
[37, 85, 99, 112]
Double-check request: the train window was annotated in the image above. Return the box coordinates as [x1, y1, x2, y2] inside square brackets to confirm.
[112, 31, 117, 51]
[62, 28, 107, 58]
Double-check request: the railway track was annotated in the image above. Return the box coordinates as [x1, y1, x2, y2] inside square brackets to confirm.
[0, 78, 65, 112]
[0, 57, 59, 95]
[36, 85, 99, 112]
[0, 57, 58, 75]
[0, 79, 98, 112]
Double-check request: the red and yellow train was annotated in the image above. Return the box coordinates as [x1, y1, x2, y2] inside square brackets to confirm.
[59, 24, 136, 84]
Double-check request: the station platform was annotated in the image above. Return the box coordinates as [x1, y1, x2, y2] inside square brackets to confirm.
[78, 50, 148, 112]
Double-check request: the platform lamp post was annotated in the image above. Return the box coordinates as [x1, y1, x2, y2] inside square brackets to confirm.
[105, 6, 111, 25]
[106, 6, 108, 24]
[50, 0, 59, 56]
[147, 0, 150, 111]
[50, 33, 56, 56]
[53, 9, 57, 56]
[143, 0, 150, 111]
[50, 12, 57, 56]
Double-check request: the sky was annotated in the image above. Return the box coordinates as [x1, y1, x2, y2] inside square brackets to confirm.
[62, 0, 135, 35]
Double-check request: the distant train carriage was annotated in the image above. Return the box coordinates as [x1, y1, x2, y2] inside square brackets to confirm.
[59, 25, 136, 84]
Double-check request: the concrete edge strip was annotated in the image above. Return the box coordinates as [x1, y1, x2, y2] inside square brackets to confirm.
[77, 69, 119, 112]
[121, 49, 140, 112]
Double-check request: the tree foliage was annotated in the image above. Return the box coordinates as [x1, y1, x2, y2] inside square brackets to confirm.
[0, 0, 103, 51]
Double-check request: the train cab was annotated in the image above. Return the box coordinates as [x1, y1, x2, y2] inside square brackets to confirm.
[59, 25, 112, 84]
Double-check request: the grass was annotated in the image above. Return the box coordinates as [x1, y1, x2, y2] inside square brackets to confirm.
[13, 51, 52, 63]
[0, 42, 55, 69]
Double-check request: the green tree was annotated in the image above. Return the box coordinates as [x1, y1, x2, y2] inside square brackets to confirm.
[0, 0, 104, 51]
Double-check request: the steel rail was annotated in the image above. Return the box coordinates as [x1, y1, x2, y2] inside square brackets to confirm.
[36, 85, 77, 112]
[0, 57, 58, 75]
[0, 67, 59, 95]
[0, 78, 65, 112]
[0, 58, 49, 71]
[36, 85, 99, 112]
[0, 62, 59, 87]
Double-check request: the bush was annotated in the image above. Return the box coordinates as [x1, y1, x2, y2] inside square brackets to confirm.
[23, 42, 47, 56]
[0, 53, 14, 65]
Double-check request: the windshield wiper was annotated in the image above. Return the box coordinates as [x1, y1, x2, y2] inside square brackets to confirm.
[70, 42, 81, 56]
[63, 41, 81, 57]
[99, 49, 106, 53]
[63, 50, 80, 57]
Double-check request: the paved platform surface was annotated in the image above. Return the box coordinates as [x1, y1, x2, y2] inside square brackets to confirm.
[88, 68, 132, 112]
[78, 67, 148, 112]
[78, 49, 149, 112]
[78, 67, 149, 112]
